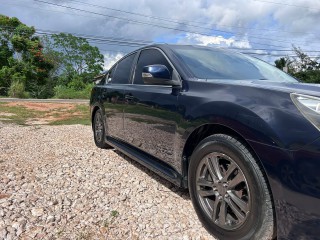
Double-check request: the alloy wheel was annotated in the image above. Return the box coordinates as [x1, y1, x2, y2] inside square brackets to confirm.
[94, 112, 104, 143]
[196, 152, 250, 230]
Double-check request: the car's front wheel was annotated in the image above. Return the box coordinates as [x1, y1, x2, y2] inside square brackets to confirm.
[188, 134, 275, 240]
[93, 109, 112, 149]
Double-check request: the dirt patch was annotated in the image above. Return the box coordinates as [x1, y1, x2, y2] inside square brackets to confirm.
[1, 102, 89, 125]
[25, 115, 75, 125]
[6, 102, 75, 112]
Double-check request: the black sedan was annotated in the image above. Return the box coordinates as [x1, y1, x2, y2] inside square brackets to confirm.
[90, 44, 320, 240]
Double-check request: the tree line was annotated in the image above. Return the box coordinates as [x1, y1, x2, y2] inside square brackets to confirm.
[0, 15, 104, 98]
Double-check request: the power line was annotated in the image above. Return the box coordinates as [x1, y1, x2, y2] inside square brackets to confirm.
[5, 0, 318, 38]
[2, 25, 320, 55]
[68, 0, 202, 26]
[238, 48, 320, 52]
[67, 0, 319, 36]
[34, 0, 320, 46]
[233, 48, 320, 53]
[32, 0, 296, 49]
[245, 52, 319, 58]
[99, 49, 128, 54]
[253, 0, 320, 10]
[43, 28, 320, 53]
[35, 32, 146, 48]
[0, 1, 103, 20]
[36, 29, 152, 45]
[0, 25, 151, 47]
[4, 0, 318, 40]
[2, 28, 319, 59]
[6, 0, 319, 47]
[67, 0, 320, 37]
[37, 0, 319, 46]
[88, 47, 320, 59]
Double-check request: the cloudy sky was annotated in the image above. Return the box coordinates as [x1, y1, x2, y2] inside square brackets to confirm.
[1, 0, 320, 69]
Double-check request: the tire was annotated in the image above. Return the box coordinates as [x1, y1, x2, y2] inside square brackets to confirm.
[93, 109, 112, 149]
[188, 134, 275, 240]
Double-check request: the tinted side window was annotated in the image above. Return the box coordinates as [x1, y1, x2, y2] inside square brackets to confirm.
[133, 49, 173, 84]
[112, 53, 136, 84]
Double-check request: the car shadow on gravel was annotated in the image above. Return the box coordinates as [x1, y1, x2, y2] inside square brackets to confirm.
[114, 150, 190, 200]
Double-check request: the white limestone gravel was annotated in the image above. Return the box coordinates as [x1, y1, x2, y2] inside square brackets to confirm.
[0, 123, 214, 240]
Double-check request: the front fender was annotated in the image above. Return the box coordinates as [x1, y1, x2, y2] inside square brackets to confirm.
[179, 87, 319, 151]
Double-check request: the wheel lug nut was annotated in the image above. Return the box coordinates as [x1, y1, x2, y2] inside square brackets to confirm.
[224, 194, 229, 198]
[218, 196, 222, 200]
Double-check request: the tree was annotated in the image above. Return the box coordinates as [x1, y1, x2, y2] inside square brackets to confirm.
[291, 46, 320, 72]
[0, 15, 54, 97]
[274, 57, 293, 73]
[46, 33, 104, 85]
[0, 15, 105, 99]
[293, 70, 320, 84]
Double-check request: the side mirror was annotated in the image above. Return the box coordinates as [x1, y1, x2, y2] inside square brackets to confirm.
[142, 65, 180, 86]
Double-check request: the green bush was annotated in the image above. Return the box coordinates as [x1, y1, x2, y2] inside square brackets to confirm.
[8, 74, 30, 98]
[293, 70, 320, 84]
[67, 75, 86, 90]
[53, 83, 93, 99]
[0, 66, 14, 96]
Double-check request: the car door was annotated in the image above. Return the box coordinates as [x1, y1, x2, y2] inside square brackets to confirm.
[123, 48, 181, 171]
[101, 52, 136, 141]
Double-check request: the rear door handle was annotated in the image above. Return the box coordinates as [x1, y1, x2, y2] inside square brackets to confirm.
[125, 95, 134, 100]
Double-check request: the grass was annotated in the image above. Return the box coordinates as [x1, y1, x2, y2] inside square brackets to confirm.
[0, 102, 90, 125]
[57, 229, 65, 237]
[76, 231, 93, 240]
[49, 118, 90, 125]
[49, 104, 90, 125]
[101, 210, 119, 228]
[0, 103, 43, 125]
[53, 84, 92, 99]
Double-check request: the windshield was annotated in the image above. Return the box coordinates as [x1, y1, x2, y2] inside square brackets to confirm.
[172, 46, 297, 82]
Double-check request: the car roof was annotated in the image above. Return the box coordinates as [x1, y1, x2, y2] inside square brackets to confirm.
[110, 44, 237, 80]
[137, 43, 232, 52]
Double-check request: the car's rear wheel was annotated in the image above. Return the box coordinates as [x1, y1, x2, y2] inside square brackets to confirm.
[93, 109, 112, 149]
[188, 134, 275, 240]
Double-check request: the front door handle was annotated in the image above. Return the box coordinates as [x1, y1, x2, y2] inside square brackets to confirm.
[101, 89, 107, 98]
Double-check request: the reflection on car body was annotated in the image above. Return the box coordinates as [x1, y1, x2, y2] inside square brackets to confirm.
[90, 44, 320, 239]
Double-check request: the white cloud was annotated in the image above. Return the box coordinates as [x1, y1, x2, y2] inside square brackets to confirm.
[103, 53, 123, 70]
[186, 34, 234, 46]
[183, 33, 251, 49]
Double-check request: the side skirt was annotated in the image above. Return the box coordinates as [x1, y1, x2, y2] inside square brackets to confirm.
[106, 136, 184, 187]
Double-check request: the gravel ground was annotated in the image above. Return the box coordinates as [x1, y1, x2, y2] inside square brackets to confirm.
[0, 123, 214, 240]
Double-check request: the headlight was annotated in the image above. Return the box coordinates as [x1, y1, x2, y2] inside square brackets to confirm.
[291, 93, 320, 131]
